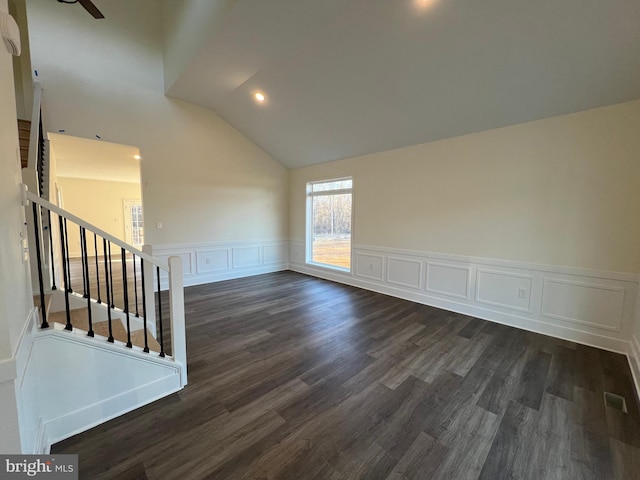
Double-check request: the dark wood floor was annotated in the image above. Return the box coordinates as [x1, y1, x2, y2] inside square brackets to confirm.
[52, 271, 640, 479]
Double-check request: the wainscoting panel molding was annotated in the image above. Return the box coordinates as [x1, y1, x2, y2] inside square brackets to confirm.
[475, 269, 533, 313]
[426, 262, 470, 300]
[232, 246, 261, 269]
[264, 244, 289, 265]
[541, 278, 625, 332]
[355, 253, 384, 281]
[196, 249, 229, 274]
[289, 242, 639, 355]
[153, 241, 288, 288]
[387, 257, 422, 289]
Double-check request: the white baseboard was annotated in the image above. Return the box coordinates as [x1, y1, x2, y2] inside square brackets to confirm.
[151, 240, 288, 288]
[289, 242, 639, 355]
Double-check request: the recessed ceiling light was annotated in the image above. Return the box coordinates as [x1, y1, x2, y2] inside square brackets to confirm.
[134, 154, 141, 160]
[254, 92, 266, 102]
[413, 0, 437, 10]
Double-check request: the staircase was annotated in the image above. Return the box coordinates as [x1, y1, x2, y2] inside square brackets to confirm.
[20, 82, 187, 453]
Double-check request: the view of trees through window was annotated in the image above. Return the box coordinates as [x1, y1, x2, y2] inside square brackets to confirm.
[308, 178, 352, 270]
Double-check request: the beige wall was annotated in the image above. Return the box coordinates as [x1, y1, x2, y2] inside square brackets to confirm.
[27, 0, 288, 247]
[57, 177, 141, 257]
[290, 100, 640, 274]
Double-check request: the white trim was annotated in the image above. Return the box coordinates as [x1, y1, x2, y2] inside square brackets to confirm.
[386, 256, 423, 290]
[355, 243, 639, 283]
[426, 262, 470, 300]
[540, 278, 625, 332]
[475, 268, 534, 313]
[152, 240, 289, 289]
[305, 176, 354, 270]
[27, 82, 42, 170]
[354, 252, 385, 281]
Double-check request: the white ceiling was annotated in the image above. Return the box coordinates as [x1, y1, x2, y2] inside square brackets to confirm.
[49, 133, 141, 184]
[165, 0, 640, 169]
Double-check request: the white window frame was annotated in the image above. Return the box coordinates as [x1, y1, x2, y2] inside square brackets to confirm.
[123, 199, 144, 247]
[306, 176, 353, 272]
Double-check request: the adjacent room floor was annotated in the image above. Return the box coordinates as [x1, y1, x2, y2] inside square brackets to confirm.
[52, 271, 640, 479]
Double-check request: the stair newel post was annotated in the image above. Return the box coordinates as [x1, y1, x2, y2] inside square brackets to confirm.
[133, 254, 140, 317]
[122, 248, 133, 348]
[81, 227, 94, 337]
[47, 210, 56, 290]
[103, 238, 114, 343]
[156, 266, 165, 358]
[63, 218, 72, 293]
[168, 256, 187, 385]
[108, 242, 115, 308]
[140, 258, 149, 353]
[58, 215, 72, 330]
[32, 200, 48, 328]
[94, 233, 101, 304]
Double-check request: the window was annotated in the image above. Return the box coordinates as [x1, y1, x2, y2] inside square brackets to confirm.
[123, 200, 144, 247]
[306, 177, 353, 271]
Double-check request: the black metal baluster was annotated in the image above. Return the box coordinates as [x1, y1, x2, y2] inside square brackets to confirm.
[63, 218, 72, 293]
[133, 255, 140, 317]
[103, 238, 114, 343]
[141, 259, 149, 353]
[81, 228, 94, 336]
[32, 202, 48, 328]
[122, 248, 132, 348]
[93, 233, 101, 304]
[58, 216, 72, 330]
[47, 210, 56, 290]
[156, 266, 165, 357]
[79, 225, 88, 298]
[108, 242, 115, 308]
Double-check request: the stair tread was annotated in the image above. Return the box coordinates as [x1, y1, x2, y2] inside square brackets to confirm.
[48, 310, 162, 353]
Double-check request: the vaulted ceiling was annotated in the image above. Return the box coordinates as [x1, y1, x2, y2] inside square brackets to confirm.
[161, 0, 640, 168]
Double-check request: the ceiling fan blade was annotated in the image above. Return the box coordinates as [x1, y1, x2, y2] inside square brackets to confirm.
[77, 0, 104, 19]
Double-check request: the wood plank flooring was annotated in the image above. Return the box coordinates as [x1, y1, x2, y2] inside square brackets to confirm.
[51, 271, 640, 480]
